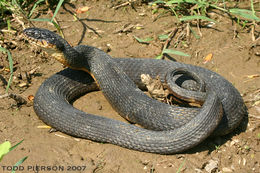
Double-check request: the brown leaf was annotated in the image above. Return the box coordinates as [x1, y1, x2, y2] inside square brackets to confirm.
[28, 95, 34, 101]
[203, 53, 213, 64]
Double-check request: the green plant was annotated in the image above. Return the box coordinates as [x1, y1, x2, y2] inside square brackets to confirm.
[149, 0, 259, 59]
[156, 48, 190, 59]
[215, 145, 220, 150]
[0, 0, 65, 35]
[30, 0, 65, 37]
[0, 46, 14, 93]
[151, 0, 259, 22]
[0, 1, 65, 92]
[176, 158, 186, 173]
[0, 140, 28, 173]
[134, 36, 154, 44]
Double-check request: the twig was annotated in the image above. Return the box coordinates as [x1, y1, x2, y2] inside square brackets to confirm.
[197, 20, 202, 37]
[162, 28, 179, 51]
[249, 114, 260, 119]
[251, 22, 256, 42]
[46, 0, 64, 38]
[0, 93, 27, 105]
[12, 13, 25, 30]
[0, 93, 9, 99]
[186, 23, 190, 38]
[113, 2, 130, 9]
[113, 0, 136, 9]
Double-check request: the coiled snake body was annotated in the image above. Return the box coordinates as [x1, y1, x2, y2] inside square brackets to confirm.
[23, 28, 246, 154]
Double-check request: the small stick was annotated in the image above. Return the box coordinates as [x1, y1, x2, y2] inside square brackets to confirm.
[113, 1, 131, 9]
[0, 93, 27, 105]
[251, 22, 256, 42]
[162, 27, 179, 51]
[161, 27, 179, 59]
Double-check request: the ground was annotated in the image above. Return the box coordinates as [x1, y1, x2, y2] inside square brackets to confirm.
[0, 0, 259, 173]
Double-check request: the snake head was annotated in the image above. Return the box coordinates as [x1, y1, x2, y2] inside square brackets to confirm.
[23, 28, 88, 71]
[23, 28, 65, 51]
[23, 28, 77, 67]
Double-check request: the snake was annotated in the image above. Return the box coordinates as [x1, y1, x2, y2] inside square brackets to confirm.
[22, 28, 246, 154]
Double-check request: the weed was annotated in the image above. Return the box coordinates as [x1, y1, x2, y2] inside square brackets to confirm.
[215, 145, 221, 150]
[0, 0, 65, 91]
[29, 0, 65, 37]
[176, 158, 186, 173]
[151, 0, 259, 22]
[149, 0, 259, 59]
[0, 140, 28, 173]
[0, 46, 13, 93]
[134, 36, 154, 44]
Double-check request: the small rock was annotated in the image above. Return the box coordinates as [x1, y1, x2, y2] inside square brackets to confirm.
[141, 160, 150, 165]
[222, 167, 232, 172]
[204, 160, 218, 173]
[195, 168, 203, 173]
[18, 82, 27, 88]
[243, 158, 246, 166]
[230, 139, 239, 147]
[97, 105, 102, 110]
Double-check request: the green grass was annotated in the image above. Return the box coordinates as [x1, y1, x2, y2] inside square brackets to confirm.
[151, 0, 259, 22]
[149, 0, 259, 59]
[0, 0, 65, 91]
[0, 46, 14, 93]
[176, 158, 186, 173]
[30, 0, 65, 37]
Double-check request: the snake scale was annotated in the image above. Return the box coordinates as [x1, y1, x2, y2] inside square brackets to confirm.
[23, 28, 246, 154]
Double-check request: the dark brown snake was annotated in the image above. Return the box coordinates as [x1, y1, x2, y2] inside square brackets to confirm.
[22, 28, 246, 154]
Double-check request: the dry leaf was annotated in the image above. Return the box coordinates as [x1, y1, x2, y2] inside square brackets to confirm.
[203, 53, 213, 64]
[75, 6, 91, 14]
[4, 68, 10, 72]
[27, 95, 34, 101]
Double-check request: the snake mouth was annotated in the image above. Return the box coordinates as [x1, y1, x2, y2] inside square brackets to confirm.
[22, 28, 70, 66]
[23, 33, 56, 49]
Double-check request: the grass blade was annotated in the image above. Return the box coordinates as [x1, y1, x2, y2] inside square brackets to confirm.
[9, 139, 24, 152]
[176, 159, 186, 173]
[51, 0, 65, 22]
[158, 34, 169, 40]
[150, 0, 165, 5]
[28, 0, 45, 18]
[180, 15, 216, 23]
[11, 156, 28, 173]
[229, 8, 260, 21]
[155, 54, 163, 59]
[163, 48, 190, 57]
[30, 18, 51, 22]
[134, 36, 153, 44]
[0, 46, 14, 93]
[166, 0, 198, 5]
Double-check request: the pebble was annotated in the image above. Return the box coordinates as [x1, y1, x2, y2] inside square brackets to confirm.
[204, 159, 218, 173]
[222, 167, 233, 172]
[230, 139, 239, 147]
[194, 168, 203, 173]
[18, 82, 27, 88]
[243, 158, 246, 166]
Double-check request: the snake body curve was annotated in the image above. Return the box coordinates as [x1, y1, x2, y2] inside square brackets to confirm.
[23, 28, 246, 154]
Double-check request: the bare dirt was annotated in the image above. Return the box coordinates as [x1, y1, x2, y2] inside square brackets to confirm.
[0, 0, 259, 173]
